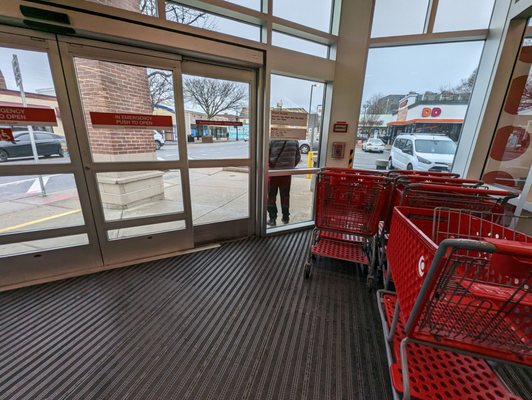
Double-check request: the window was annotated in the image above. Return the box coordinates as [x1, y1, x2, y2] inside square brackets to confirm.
[415, 139, 456, 154]
[433, 0, 495, 32]
[371, 0, 430, 38]
[273, 0, 333, 33]
[223, 0, 261, 11]
[165, 2, 261, 41]
[271, 31, 329, 58]
[269, 75, 325, 170]
[353, 41, 484, 171]
[85, 0, 158, 16]
[483, 34, 532, 191]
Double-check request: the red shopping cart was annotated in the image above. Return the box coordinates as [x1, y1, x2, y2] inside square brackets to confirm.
[377, 183, 516, 289]
[377, 206, 531, 400]
[304, 170, 391, 278]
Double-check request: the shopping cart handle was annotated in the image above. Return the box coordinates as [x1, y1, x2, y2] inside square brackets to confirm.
[406, 183, 518, 198]
[483, 238, 532, 257]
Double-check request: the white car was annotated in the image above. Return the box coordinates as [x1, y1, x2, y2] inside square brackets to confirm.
[388, 134, 456, 172]
[153, 131, 165, 150]
[362, 138, 385, 153]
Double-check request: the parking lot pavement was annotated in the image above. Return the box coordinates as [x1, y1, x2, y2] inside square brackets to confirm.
[352, 147, 390, 171]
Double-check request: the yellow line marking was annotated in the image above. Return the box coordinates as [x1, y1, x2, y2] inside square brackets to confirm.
[0, 209, 81, 234]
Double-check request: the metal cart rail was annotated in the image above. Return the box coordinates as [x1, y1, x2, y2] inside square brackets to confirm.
[378, 206, 531, 400]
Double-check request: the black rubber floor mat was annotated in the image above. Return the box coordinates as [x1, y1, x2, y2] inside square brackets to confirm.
[0, 231, 388, 399]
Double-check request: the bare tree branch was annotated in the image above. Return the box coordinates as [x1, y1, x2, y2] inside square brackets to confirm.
[183, 77, 246, 120]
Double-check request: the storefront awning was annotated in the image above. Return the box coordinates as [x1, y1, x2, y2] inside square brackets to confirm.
[388, 118, 464, 126]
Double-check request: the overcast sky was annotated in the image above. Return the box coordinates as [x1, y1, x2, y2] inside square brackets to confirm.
[0, 0, 495, 116]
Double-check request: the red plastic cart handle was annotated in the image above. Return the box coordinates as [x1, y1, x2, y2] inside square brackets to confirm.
[321, 171, 392, 182]
[397, 176, 483, 186]
[406, 183, 517, 198]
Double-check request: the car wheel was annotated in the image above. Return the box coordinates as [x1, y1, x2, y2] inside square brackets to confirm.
[380, 150, 384, 153]
[407, 163, 413, 170]
[0, 149, 8, 162]
[300, 144, 310, 154]
[58, 147, 64, 157]
[155, 141, 162, 150]
[388, 157, 394, 170]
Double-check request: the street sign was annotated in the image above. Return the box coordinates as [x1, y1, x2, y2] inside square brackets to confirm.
[0, 106, 57, 126]
[90, 112, 173, 129]
[0, 128, 14, 141]
[271, 110, 308, 127]
[12, 54, 22, 88]
[195, 119, 243, 126]
[271, 127, 307, 140]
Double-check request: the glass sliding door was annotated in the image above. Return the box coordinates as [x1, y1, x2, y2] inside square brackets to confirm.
[60, 38, 194, 266]
[0, 28, 102, 288]
[181, 61, 257, 243]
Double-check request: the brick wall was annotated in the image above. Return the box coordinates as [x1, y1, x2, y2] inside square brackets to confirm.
[75, 58, 156, 155]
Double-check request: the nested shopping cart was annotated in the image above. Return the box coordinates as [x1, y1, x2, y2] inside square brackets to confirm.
[377, 183, 516, 289]
[304, 169, 391, 278]
[378, 206, 531, 400]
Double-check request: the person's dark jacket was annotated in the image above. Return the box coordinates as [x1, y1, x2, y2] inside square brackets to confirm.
[269, 140, 301, 168]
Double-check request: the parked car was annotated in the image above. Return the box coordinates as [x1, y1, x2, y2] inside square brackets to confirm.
[154, 130, 166, 150]
[298, 139, 319, 154]
[0, 131, 65, 162]
[388, 134, 456, 172]
[361, 138, 385, 153]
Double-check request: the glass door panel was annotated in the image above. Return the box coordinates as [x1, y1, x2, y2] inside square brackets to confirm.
[181, 61, 256, 241]
[182, 74, 250, 159]
[0, 30, 102, 289]
[61, 39, 193, 265]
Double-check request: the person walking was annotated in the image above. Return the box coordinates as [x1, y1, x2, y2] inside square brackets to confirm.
[267, 139, 301, 226]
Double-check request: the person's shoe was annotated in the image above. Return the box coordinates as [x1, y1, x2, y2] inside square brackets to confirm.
[282, 216, 290, 224]
[267, 218, 277, 227]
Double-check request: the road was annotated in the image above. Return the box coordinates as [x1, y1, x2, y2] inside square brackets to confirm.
[0, 142, 389, 198]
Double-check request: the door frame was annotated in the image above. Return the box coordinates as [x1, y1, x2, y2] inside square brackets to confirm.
[58, 36, 195, 266]
[181, 60, 258, 244]
[0, 26, 103, 288]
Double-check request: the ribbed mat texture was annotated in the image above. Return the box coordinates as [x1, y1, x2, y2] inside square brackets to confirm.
[14, 230, 531, 399]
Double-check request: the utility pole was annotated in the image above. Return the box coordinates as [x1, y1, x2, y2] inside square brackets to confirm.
[308, 84, 319, 145]
[12, 54, 46, 196]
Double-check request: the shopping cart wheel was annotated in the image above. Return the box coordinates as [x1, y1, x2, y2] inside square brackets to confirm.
[304, 262, 312, 279]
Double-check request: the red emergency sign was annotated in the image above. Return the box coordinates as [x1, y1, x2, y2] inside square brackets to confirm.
[0, 106, 57, 126]
[90, 112, 173, 129]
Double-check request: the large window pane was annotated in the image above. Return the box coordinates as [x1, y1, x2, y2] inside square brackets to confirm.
[269, 75, 324, 170]
[166, 2, 261, 41]
[483, 34, 532, 191]
[371, 0, 430, 38]
[355, 41, 484, 172]
[85, 0, 158, 16]
[190, 167, 249, 224]
[273, 0, 333, 32]
[271, 31, 329, 58]
[73, 58, 179, 163]
[434, 0, 495, 32]
[266, 173, 314, 229]
[0, 47, 71, 165]
[0, 174, 84, 235]
[223, 0, 260, 11]
[182, 74, 250, 160]
[96, 169, 184, 222]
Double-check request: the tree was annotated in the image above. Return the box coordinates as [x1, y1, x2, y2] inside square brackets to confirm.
[147, 70, 173, 109]
[359, 93, 385, 136]
[454, 68, 478, 93]
[183, 77, 246, 122]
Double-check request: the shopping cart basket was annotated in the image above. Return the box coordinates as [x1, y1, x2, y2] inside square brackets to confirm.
[304, 170, 391, 278]
[378, 184, 516, 289]
[377, 206, 531, 400]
